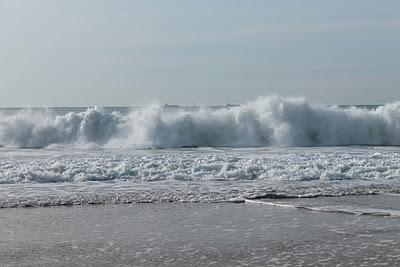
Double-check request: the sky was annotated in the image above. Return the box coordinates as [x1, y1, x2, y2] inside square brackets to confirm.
[0, 0, 399, 107]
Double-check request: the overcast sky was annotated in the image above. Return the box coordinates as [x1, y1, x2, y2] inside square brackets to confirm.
[1, 0, 399, 107]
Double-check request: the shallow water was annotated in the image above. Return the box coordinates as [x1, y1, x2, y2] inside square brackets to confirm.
[1, 203, 400, 266]
[1, 100, 400, 266]
[1, 146, 400, 207]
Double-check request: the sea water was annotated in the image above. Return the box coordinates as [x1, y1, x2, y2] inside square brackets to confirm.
[1, 96, 400, 211]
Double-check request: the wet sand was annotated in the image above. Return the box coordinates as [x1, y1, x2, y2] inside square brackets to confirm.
[1, 202, 400, 266]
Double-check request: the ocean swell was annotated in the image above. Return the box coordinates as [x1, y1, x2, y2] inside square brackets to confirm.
[1, 96, 400, 149]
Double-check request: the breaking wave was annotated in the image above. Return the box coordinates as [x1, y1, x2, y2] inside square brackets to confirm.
[1, 96, 400, 149]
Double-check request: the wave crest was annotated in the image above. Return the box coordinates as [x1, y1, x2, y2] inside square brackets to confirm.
[0, 107, 123, 148]
[1, 96, 400, 148]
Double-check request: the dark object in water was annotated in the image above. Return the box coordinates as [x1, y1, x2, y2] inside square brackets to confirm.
[226, 103, 240, 107]
[164, 104, 180, 108]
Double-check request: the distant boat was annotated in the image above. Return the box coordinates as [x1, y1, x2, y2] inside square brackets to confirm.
[164, 104, 180, 108]
[226, 103, 240, 107]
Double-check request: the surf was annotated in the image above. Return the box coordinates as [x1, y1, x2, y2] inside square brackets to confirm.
[0, 96, 400, 149]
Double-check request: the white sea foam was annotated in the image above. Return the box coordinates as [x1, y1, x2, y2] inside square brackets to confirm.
[0, 146, 400, 207]
[1, 147, 400, 184]
[1, 97, 400, 207]
[245, 194, 400, 217]
[0, 107, 124, 148]
[1, 96, 400, 149]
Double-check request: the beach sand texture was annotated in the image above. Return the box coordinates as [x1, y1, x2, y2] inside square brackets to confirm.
[1, 201, 400, 266]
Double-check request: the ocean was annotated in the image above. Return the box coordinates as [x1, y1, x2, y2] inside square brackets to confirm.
[0, 96, 400, 213]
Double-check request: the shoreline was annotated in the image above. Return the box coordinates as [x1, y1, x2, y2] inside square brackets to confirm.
[1, 202, 400, 266]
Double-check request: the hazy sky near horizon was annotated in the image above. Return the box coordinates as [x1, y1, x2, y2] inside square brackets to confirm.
[1, 0, 400, 107]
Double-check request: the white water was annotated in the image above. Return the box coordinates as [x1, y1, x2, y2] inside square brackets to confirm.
[1, 96, 400, 149]
[0, 146, 400, 207]
[1, 147, 400, 184]
[245, 194, 400, 217]
[1, 96, 400, 208]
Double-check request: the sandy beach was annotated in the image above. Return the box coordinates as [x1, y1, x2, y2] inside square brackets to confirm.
[1, 202, 400, 266]
[2, 0, 400, 265]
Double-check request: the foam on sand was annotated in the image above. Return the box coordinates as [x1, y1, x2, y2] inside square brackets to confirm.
[245, 194, 400, 217]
